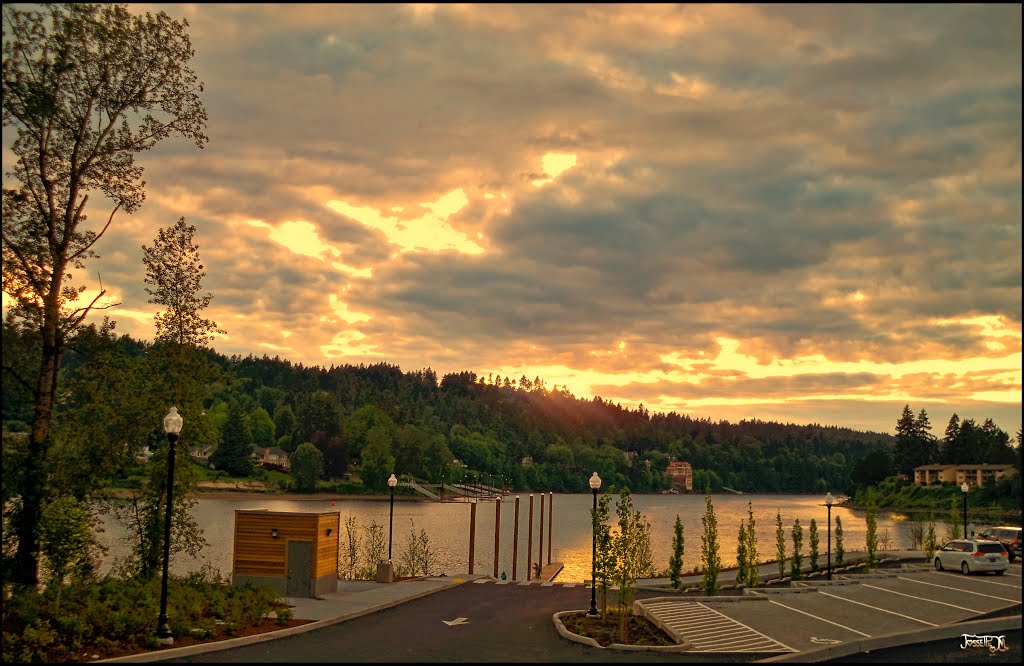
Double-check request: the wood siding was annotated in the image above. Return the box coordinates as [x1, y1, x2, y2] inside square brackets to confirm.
[233, 510, 339, 578]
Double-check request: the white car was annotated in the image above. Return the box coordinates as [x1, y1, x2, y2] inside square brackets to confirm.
[934, 539, 1009, 575]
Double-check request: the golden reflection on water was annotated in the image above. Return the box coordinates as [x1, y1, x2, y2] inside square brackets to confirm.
[98, 493, 923, 582]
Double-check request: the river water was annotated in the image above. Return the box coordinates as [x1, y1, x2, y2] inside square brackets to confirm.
[97, 493, 922, 583]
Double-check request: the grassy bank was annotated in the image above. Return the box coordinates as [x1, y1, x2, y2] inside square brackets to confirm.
[849, 477, 1022, 523]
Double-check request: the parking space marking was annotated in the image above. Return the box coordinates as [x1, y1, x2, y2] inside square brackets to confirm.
[859, 583, 977, 612]
[640, 600, 795, 653]
[817, 591, 938, 626]
[765, 599, 871, 637]
[898, 576, 1020, 602]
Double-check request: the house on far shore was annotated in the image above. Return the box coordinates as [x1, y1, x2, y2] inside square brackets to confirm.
[251, 444, 290, 471]
[664, 461, 693, 492]
[189, 444, 214, 466]
[912, 463, 1017, 488]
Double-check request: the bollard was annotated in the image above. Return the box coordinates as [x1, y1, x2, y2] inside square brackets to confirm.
[527, 494, 534, 581]
[539, 493, 545, 577]
[512, 496, 520, 581]
[469, 499, 477, 575]
[548, 492, 553, 564]
[493, 496, 501, 579]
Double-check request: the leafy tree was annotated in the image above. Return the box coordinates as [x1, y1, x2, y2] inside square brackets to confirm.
[668, 514, 684, 590]
[272, 403, 296, 449]
[865, 487, 878, 570]
[699, 488, 720, 596]
[850, 448, 893, 488]
[744, 501, 758, 587]
[808, 518, 820, 573]
[790, 519, 804, 579]
[924, 515, 937, 560]
[610, 487, 654, 641]
[593, 488, 615, 615]
[39, 495, 91, 611]
[290, 443, 324, 493]
[835, 515, 845, 566]
[775, 510, 786, 580]
[736, 521, 748, 587]
[211, 401, 253, 477]
[248, 406, 275, 449]
[2, 2, 208, 586]
[360, 425, 395, 490]
[944, 495, 961, 541]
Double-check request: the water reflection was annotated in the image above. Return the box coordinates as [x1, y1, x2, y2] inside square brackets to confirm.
[97, 493, 918, 583]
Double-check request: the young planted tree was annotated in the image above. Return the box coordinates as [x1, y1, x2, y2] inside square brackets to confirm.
[736, 521, 748, 586]
[2, 3, 208, 587]
[809, 518, 820, 573]
[835, 515, 845, 566]
[924, 515, 938, 560]
[593, 489, 615, 615]
[944, 496, 960, 542]
[700, 488, 721, 596]
[610, 487, 654, 642]
[341, 515, 361, 580]
[744, 501, 759, 587]
[865, 488, 878, 571]
[790, 519, 803, 580]
[775, 511, 787, 580]
[668, 514, 684, 590]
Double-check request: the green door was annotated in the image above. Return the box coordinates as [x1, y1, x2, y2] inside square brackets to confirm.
[286, 540, 313, 597]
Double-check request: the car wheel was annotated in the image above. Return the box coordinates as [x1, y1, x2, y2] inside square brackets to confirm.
[995, 570, 1004, 576]
[961, 561, 970, 575]
[934, 557, 943, 571]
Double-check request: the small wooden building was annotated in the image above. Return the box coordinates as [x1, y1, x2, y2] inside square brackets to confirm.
[231, 509, 340, 598]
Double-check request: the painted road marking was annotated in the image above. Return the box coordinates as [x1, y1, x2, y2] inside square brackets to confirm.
[473, 579, 490, 584]
[859, 583, 978, 612]
[640, 601, 795, 653]
[765, 599, 871, 637]
[442, 617, 469, 626]
[898, 576, 1021, 602]
[817, 591, 938, 626]
[561, 583, 578, 587]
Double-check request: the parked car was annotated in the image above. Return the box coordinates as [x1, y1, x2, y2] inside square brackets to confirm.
[977, 526, 1022, 562]
[934, 539, 1008, 575]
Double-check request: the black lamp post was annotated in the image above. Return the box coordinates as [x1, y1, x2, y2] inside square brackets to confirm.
[388, 474, 398, 560]
[960, 482, 969, 539]
[825, 492, 834, 581]
[157, 406, 183, 645]
[587, 471, 601, 618]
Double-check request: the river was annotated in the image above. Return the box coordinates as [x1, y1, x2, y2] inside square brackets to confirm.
[97, 492, 926, 583]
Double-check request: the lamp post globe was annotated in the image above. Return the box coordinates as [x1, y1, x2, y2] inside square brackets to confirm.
[960, 482, 969, 538]
[824, 492, 834, 581]
[388, 474, 398, 561]
[156, 407, 183, 645]
[587, 472, 602, 618]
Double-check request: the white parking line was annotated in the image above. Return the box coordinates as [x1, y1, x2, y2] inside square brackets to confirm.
[817, 591, 938, 626]
[898, 576, 1021, 602]
[697, 602, 797, 652]
[766, 599, 872, 637]
[859, 583, 978, 612]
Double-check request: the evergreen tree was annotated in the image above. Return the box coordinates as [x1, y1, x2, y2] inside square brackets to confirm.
[211, 401, 254, 477]
[700, 488, 721, 596]
[942, 413, 961, 462]
[775, 510, 787, 580]
[809, 518, 820, 573]
[790, 519, 803, 580]
[668, 515, 684, 590]
[736, 521, 748, 586]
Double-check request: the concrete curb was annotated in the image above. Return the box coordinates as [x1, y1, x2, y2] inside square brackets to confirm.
[551, 610, 690, 652]
[97, 580, 464, 663]
[754, 615, 1023, 663]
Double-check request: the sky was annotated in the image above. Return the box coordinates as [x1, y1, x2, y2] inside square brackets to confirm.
[4, 4, 1022, 438]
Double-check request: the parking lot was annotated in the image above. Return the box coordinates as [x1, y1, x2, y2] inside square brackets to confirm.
[636, 560, 1022, 656]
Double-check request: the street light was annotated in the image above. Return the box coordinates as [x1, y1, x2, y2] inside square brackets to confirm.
[960, 482, 969, 539]
[824, 492, 834, 581]
[157, 406, 183, 645]
[388, 474, 398, 560]
[587, 471, 601, 618]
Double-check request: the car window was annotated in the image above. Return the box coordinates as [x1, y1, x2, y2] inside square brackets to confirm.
[977, 543, 1005, 554]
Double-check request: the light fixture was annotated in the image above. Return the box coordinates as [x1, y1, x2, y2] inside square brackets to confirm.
[960, 482, 969, 538]
[587, 472, 601, 618]
[156, 407, 183, 645]
[825, 492, 834, 581]
[271, 528, 278, 539]
[326, 528, 333, 536]
[388, 473, 398, 562]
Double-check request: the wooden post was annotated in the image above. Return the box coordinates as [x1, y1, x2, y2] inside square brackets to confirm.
[527, 494, 534, 580]
[539, 493, 545, 576]
[512, 496, 520, 581]
[547, 492, 553, 564]
[469, 500, 477, 575]
[493, 496, 501, 579]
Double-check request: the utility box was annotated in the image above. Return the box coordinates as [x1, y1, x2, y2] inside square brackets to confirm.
[231, 509, 340, 598]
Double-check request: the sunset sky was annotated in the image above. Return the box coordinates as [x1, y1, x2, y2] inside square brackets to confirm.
[5, 4, 1021, 437]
